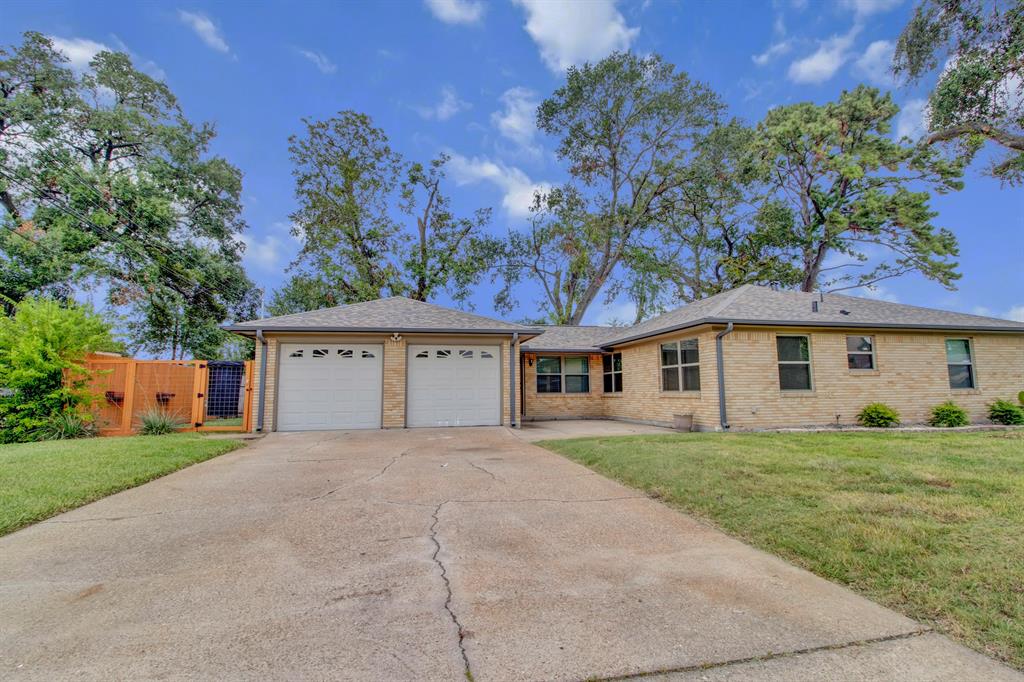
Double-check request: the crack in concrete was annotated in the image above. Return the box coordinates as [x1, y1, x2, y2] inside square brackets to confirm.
[310, 487, 343, 501]
[585, 628, 932, 681]
[44, 510, 185, 524]
[466, 460, 503, 482]
[451, 495, 646, 505]
[428, 500, 472, 680]
[367, 447, 414, 482]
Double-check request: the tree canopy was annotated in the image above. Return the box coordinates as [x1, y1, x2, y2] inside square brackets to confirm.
[0, 32, 256, 357]
[753, 86, 964, 293]
[279, 112, 499, 311]
[894, 0, 1024, 183]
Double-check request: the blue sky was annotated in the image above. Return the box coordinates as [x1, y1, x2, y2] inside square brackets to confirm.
[3, 0, 1023, 325]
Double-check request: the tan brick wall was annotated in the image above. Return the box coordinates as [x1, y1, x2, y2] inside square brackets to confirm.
[522, 353, 606, 420]
[719, 327, 1024, 429]
[601, 329, 721, 430]
[499, 338, 524, 427]
[382, 336, 407, 428]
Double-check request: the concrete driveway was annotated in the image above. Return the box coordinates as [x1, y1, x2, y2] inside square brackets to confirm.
[1, 427, 1018, 681]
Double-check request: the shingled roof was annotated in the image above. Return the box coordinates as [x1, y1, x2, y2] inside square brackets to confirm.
[521, 325, 622, 353]
[227, 296, 541, 336]
[604, 284, 1024, 346]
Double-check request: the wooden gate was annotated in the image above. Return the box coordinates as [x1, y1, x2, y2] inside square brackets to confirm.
[84, 355, 253, 436]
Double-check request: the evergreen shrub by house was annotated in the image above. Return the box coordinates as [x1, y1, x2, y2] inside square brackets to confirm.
[928, 401, 969, 428]
[988, 400, 1024, 426]
[857, 402, 901, 428]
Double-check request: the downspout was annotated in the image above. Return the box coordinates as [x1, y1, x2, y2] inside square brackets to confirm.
[509, 333, 518, 428]
[256, 329, 267, 432]
[715, 322, 734, 431]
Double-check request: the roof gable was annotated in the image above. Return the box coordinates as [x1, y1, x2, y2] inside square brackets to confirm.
[228, 296, 539, 334]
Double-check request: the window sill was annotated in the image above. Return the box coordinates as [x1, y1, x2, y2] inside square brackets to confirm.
[601, 393, 624, 398]
[659, 391, 702, 398]
[780, 390, 815, 397]
[949, 388, 981, 395]
[535, 392, 592, 397]
[848, 369, 881, 376]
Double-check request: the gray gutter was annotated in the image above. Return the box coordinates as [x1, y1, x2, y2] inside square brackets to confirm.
[225, 325, 543, 337]
[715, 323, 734, 431]
[603, 317, 1024, 347]
[255, 329, 267, 432]
[510, 332, 518, 428]
[519, 347, 605, 354]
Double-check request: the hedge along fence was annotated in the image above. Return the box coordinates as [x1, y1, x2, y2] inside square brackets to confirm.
[83, 354, 254, 435]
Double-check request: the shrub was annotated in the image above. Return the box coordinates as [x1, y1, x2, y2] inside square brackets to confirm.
[0, 298, 118, 443]
[857, 402, 901, 428]
[1018, 390, 1024, 406]
[35, 410, 97, 440]
[928, 401, 969, 428]
[139, 409, 184, 435]
[988, 400, 1024, 426]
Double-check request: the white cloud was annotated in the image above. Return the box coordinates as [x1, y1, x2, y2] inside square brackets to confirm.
[491, 87, 541, 154]
[48, 36, 109, 72]
[177, 10, 231, 54]
[240, 222, 301, 272]
[853, 39, 895, 86]
[424, 0, 484, 25]
[788, 26, 860, 84]
[1003, 305, 1024, 322]
[296, 48, 336, 74]
[513, 0, 639, 73]
[752, 40, 792, 66]
[841, 0, 902, 18]
[896, 98, 929, 140]
[416, 85, 471, 121]
[585, 300, 637, 326]
[446, 153, 550, 218]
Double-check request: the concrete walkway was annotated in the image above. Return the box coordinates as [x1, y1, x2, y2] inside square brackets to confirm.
[0, 428, 1018, 681]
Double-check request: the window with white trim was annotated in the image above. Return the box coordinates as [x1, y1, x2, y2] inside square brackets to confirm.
[777, 335, 812, 390]
[602, 353, 623, 393]
[660, 340, 700, 391]
[945, 339, 975, 389]
[846, 336, 875, 370]
[536, 356, 590, 393]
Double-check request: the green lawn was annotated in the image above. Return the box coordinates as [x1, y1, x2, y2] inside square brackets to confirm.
[0, 434, 246, 536]
[541, 431, 1024, 669]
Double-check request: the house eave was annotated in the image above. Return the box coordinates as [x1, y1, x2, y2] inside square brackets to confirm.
[225, 325, 543, 339]
[602, 317, 1024, 348]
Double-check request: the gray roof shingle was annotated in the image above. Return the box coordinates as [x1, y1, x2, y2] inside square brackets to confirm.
[604, 284, 1024, 345]
[228, 296, 540, 335]
[520, 325, 622, 353]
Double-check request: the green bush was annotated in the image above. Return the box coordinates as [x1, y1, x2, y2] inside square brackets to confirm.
[139, 409, 184, 435]
[35, 410, 97, 440]
[988, 400, 1024, 426]
[0, 299, 118, 443]
[928, 401, 969, 428]
[1018, 390, 1024, 406]
[857, 402, 901, 428]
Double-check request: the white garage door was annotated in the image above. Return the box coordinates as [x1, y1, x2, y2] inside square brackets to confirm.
[276, 343, 382, 431]
[407, 345, 501, 427]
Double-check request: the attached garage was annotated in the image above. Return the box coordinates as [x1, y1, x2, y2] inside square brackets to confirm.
[276, 343, 382, 431]
[407, 345, 501, 427]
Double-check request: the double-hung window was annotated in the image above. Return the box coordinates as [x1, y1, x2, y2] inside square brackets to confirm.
[660, 340, 700, 391]
[846, 336, 875, 370]
[536, 356, 590, 393]
[777, 335, 812, 390]
[945, 339, 975, 389]
[602, 353, 623, 393]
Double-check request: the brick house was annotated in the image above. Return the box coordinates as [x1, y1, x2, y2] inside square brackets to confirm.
[227, 285, 1024, 432]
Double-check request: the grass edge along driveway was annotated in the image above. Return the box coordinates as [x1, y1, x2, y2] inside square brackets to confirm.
[0, 434, 245, 536]
[540, 431, 1024, 671]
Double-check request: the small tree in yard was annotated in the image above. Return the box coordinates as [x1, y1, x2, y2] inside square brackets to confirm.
[0, 298, 118, 442]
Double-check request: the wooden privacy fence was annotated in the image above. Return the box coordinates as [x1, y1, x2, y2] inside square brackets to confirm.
[83, 355, 254, 436]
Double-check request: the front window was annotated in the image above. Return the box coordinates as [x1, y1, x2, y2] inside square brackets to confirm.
[846, 336, 875, 370]
[536, 356, 562, 393]
[777, 335, 812, 390]
[660, 339, 700, 391]
[945, 339, 975, 389]
[536, 356, 590, 394]
[602, 353, 623, 393]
